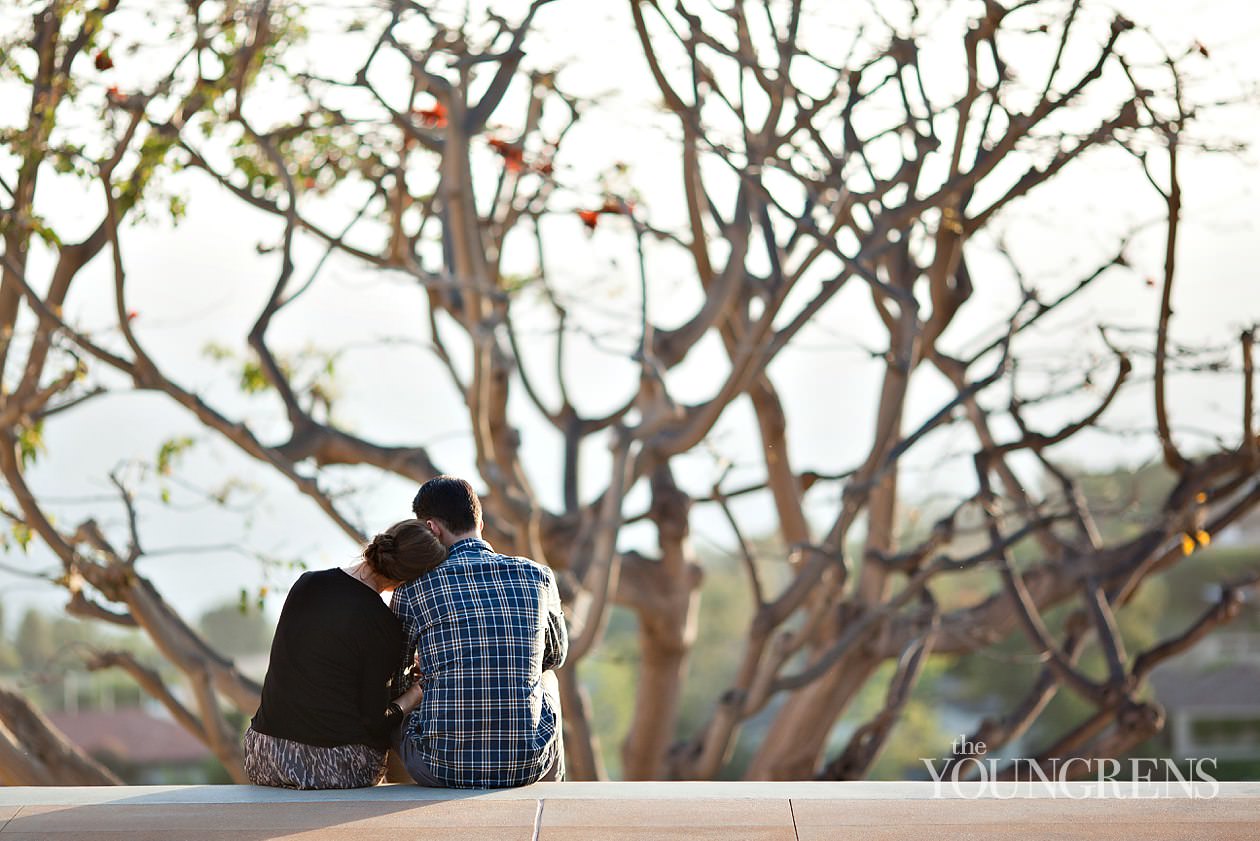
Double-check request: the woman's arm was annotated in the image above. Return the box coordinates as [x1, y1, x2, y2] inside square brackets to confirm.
[361, 620, 423, 744]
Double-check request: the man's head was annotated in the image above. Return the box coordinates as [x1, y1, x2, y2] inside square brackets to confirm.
[412, 475, 483, 547]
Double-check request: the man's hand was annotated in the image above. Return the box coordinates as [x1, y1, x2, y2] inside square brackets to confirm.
[393, 679, 424, 715]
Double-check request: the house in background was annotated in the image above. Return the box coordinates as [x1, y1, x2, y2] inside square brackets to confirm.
[47, 707, 214, 784]
[1151, 631, 1260, 766]
[1216, 508, 1260, 548]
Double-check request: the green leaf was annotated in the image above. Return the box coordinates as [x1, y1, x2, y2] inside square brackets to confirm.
[11, 522, 32, 553]
[156, 436, 195, 476]
[500, 273, 538, 294]
[17, 421, 45, 468]
[202, 342, 234, 362]
[239, 359, 269, 393]
[30, 219, 61, 249]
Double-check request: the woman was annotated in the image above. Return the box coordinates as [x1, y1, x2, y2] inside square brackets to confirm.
[243, 519, 446, 789]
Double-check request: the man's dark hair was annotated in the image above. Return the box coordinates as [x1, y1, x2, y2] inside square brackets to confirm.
[412, 475, 482, 534]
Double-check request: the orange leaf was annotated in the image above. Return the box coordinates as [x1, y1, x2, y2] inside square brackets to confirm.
[413, 101, 447, 128]
[577, 210, 600, 231]
[488, 138, 526, 172]
[599, 198, 636, 216]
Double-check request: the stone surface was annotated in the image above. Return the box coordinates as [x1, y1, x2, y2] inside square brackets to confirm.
[538, 797, 796, 841]
[541, 830, 793, 841]
[794, 825, 1260, 841]
[5, 800, 536, 832]
[0, 783, 1257, 840]
[3, 781, 1259, 805]
[790, 796, 1258, 826]
[542, 797, 794, 826]
[0, 832, 530, 841]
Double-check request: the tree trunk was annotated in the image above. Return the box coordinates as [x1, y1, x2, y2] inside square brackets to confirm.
[743, 651, 880, 779]
[0, 688, 122, 785]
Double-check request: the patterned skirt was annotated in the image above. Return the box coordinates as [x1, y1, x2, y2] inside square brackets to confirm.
[243, 726, 388, 790]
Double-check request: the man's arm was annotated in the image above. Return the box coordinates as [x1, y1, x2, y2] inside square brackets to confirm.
[389, 584, 421, 695]
[541, 568, 569, 672]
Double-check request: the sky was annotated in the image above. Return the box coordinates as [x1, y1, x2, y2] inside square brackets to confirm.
[0, 0, 1258, 630]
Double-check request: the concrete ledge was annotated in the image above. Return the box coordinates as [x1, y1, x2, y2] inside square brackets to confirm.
[2, 781, 1260, 803]
[1, 783, 1257, 840]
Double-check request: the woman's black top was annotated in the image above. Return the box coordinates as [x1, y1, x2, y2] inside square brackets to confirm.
[250, 568, 402, 750]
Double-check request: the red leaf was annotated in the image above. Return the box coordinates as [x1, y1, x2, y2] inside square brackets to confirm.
[600, 198, 636, 215]
[413, 101, 447, 128]
[577, 209, 600, 231]
[94, 50, 114, 71]
[488, 138, 526, 172]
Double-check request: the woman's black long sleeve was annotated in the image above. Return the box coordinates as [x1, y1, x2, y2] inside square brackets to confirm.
[251, 569, 404, 750]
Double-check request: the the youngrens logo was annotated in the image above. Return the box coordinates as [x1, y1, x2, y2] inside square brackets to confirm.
[921, 735, 1219, 799]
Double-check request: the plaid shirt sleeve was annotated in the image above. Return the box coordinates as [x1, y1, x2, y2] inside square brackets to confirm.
[389, 586, 420, 695]
[542, 566, 568, 672]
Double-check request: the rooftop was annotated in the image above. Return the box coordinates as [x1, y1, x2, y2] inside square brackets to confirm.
[0, 781, 1256, 840]
[1151, 661, 1260, 711]
[46, 709, 211, 766]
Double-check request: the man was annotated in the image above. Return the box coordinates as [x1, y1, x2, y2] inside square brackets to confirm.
[390, 476, 568, 787]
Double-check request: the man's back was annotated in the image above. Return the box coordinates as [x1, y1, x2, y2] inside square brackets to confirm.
[391, 537, 567, 788]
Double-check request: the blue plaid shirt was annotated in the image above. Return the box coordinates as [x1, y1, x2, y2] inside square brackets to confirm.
[390, 537, 568, 787]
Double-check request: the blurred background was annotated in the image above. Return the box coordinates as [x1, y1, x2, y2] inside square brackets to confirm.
[0, 0, 1257, 784]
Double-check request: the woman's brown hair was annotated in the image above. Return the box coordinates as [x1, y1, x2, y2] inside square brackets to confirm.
[362, 519, 446, 583]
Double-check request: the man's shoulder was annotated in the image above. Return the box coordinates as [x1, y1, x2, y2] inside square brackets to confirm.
[450, 540, 552, 582]
[490, 550, 552, 580]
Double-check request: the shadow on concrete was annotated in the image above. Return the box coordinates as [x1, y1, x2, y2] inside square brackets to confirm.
[0, 784, 541, 840]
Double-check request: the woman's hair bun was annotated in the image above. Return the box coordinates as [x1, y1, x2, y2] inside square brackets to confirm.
[363, 520, 446, 584]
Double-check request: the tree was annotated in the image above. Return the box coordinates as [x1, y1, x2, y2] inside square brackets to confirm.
[198, 603, 273, 660]
[0, 687, 120, 785]
[0, 604, 22, 673]
[0, 0, 1256, 784]
[15, 610, 56, 669]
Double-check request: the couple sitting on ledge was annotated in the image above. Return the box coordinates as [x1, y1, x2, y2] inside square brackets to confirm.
[242, 476, 568, 790]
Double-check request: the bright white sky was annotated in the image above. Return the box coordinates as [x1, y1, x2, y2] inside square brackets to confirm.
[0, 0, 1257, 628]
